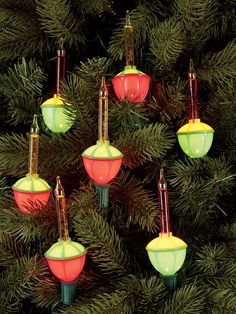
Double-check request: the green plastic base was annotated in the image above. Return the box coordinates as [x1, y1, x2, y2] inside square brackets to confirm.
[160, 274, 177, 291]
[61, 280, 77, 305]
[95, 183, 111, 208]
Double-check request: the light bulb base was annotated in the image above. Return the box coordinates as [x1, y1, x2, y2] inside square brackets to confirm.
[95, 183, 111, 208]
[160, 274, 177, 291]
[61, 280, 77, 305]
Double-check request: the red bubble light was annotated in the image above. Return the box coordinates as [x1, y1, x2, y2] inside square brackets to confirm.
[112, 11, 150, 103]
[82, 77, 123, 207]
[45, 177, 87, 306]
[12, 115, 51, 214]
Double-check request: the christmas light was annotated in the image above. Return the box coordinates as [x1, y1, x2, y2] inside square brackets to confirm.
[12, 115, 51, 214]
[45, 177, 87, 305]
[177, 59, 214, 158]
[41, 38, 75, 133]
[82, 77, 123, 207]
[112, 11, 150, 102]
[146, 169, 187, 291]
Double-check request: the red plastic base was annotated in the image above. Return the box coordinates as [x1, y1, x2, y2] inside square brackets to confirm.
[13, 189, 51, 214]
[46, 254, 86, 283]
[112, 73, 150, 102]
[82, 156, 122, 185]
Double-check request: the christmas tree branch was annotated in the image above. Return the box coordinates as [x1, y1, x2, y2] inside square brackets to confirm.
[110, 171, 159, 232]
[0, 256, 42, 312]
[168, 156, 234, 218]
[0, 58, 46, 125]
[135, 276, 167, 313]
[162, 284, 205, 314]
[115, 123, 176, 168]
[174, 0, 216, 32]
[199, 41, 236, 84]
[109, 100, 150, 137]
[61, 289, 135, 314]
[77, 0, 111, 16]
[70, 189, 134, 277]
[0, 1, 49, 60]
[36, 0, 86, 47]
[0, 205, 57, 244]
[149, 19, 186, 69]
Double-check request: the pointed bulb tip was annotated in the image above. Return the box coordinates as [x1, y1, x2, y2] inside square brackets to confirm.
[125, 10, 131, 25]
[160, 167, 164, 176]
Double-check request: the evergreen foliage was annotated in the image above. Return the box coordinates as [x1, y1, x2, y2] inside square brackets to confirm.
[0, 0, 235, 313]
[0, 58, 46, 125]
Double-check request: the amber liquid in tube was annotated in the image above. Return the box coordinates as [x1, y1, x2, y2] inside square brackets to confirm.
[28, 115, 39, 176]
[56, 196, 69, 241]
[98, 77, 108, 143]
[55, 176, 69, 241]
